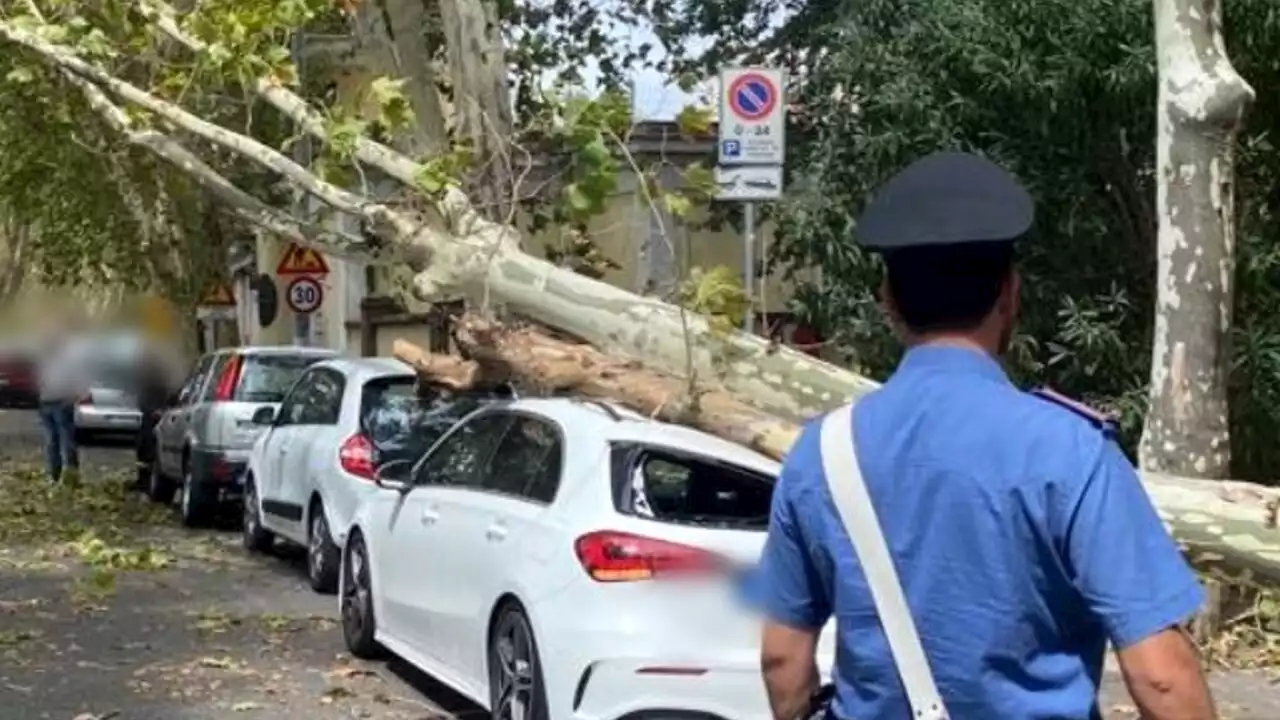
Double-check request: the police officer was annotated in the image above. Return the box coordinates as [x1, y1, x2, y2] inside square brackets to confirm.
[755, 152, 1216, 720]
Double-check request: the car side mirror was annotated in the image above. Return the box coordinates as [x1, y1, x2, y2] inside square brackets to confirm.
[374, 458, 412, 492]
[251, 406, 276, 425]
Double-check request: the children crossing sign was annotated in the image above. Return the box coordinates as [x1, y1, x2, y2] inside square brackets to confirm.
[718, 67, 787, 166]
[275, 242, 331, 276]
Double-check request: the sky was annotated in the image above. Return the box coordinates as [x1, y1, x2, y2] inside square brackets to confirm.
[578, 22, 714, 121]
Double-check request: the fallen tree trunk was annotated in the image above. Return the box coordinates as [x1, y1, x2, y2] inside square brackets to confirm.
[393, 316, 1280, 587]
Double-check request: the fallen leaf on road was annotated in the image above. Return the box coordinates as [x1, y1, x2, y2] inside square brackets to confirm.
[231, 701, 262, 712]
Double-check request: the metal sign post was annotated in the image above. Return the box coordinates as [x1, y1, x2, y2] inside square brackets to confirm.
[716, 67, 786, 333]
[743, 202, 756, 331]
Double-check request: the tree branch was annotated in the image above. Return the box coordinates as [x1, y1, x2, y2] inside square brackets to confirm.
[0, 18, 426, 259]
[142, 1, 514, 249]
[58, 69, 370, 255]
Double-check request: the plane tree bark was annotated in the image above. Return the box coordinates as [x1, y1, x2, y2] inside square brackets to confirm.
[1140, 0, 1254, 478]
[1, 2, 1277, 583]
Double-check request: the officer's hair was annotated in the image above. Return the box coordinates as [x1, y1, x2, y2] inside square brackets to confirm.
[883, 241, 1014, 333]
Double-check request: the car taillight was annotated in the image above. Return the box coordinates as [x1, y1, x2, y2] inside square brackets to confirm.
[213, 354, 243, 401]
[573, 531, 724, 582]
[339, 434, 375, 480]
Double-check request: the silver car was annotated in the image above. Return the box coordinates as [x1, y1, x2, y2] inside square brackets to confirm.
[73, 334, 148, 437]
[150, 345, 336, 526]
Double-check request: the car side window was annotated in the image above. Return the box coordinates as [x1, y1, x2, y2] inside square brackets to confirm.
[483, 415, 563, 503]
[275, 370, 318, 426]
[302, 369, 345, 425]
[277, 368, 344, 426]
[178, 354, 216, 406]
[414, 412, 512, 488]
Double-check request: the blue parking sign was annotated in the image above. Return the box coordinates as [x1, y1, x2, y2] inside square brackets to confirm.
[722, 140, 741, 158]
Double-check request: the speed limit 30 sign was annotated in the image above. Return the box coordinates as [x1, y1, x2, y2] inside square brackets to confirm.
[286, 276, 323, 314]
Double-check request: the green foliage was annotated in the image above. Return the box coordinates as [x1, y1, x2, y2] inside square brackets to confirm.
[759, 0, 1280, 479]
[679, 265, 749, 336]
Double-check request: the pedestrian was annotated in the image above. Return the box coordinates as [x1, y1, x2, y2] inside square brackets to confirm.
[34, 322, 89, 484]
[132, 338, 181, 493]
[755, 152, 1215, 720]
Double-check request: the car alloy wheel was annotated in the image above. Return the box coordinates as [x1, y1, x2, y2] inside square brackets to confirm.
[308, 512, 327, 582]
[243, 483, 258, 536]
[179, 470, 191, 516]
[340, 536, 380, 657]
[490, 611, 539, 720]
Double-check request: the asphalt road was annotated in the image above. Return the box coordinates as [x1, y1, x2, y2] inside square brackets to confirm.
[0, 409, 1275, 719]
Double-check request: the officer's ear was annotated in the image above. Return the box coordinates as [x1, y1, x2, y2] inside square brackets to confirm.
[997, 266, 1021, 320]
[878, 278, 909, 340]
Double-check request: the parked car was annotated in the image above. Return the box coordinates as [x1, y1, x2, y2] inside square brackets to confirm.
[74, 341, 145, 441]
[150, 345, 336, 526]
[241, 357, 511, 593]
[339, 397, 835, 720]
[0, 341, 37, 408]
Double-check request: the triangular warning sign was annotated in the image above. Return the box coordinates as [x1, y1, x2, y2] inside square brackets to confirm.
[200, 283, 236, 306]
[276, 242, 331, 276]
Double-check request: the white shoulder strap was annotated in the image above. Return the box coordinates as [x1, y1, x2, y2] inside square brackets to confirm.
[820, 405, 949, 720]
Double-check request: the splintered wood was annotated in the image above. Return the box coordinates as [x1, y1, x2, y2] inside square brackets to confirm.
[392, 313, 801, 462]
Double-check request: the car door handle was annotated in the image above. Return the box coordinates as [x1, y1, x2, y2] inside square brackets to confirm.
[421, 505, 440, 524]
[485, 523, 508, 541]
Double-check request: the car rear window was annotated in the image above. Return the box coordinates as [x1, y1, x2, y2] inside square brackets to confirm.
[235, 354, 326, 403]
[360, 378, 510, 467]
[613, 445, 775, 530]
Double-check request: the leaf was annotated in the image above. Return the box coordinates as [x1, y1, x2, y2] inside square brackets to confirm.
[675, 105, 714, 137]
[232, 701, 263, 712]
[368, 76, 415, 130]
[4, 67, 34, 84]
[564, 183, 591, 212]
[663, 192, 693, 218]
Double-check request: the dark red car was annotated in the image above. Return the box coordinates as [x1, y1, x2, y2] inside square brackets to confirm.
[0, 345, 37, 407]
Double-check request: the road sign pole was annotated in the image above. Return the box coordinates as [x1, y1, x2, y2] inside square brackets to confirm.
[743, 201, 756, 332]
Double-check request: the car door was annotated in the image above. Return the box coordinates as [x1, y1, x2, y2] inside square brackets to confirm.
[449, 412, 565, 685]
[159, 353, 215, 476]
[379, 411, 513, 661]
[256, 368, 326, 538]
[278, 368, 346, 531]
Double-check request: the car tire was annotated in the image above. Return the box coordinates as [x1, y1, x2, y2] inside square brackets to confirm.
[241, 475, 274, 553]
[147, 451, 175, 505]
[488, 603, 550, 720]
[179, 461, 214, 528]
[340, 532, 384, 659]
[307, 502, 340, 594]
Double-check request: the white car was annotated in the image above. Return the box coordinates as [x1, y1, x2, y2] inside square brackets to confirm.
[340, 397, 834, 720]
[240, 357, 506, 593]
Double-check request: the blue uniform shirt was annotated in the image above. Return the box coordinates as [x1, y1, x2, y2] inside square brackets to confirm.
[757, 344, 1204, 719]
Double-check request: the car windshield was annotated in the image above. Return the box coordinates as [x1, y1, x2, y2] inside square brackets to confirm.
[235, 354, 325, 403]
[360, 378, 509, 468]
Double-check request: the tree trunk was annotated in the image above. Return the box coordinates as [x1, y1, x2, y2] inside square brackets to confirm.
[1140, 0, 1254, 477]
[438, 0, 514, 221]
[394, 318, 1280, 585]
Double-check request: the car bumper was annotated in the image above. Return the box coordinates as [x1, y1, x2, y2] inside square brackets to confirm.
[74, 405, 143, 432]
[529, 583, 830, 720]
[190, 447, 250, 502]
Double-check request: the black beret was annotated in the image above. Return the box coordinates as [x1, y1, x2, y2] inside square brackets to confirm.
[856, 151, 1034, 252]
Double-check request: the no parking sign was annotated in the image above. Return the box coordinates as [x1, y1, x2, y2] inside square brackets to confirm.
[718, 67, 787, 166]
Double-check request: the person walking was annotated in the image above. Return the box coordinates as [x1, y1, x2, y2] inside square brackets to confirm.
[35, 325, 89, 484]
[132, 337, 182, 493]
[755, 152, 1216, 720]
